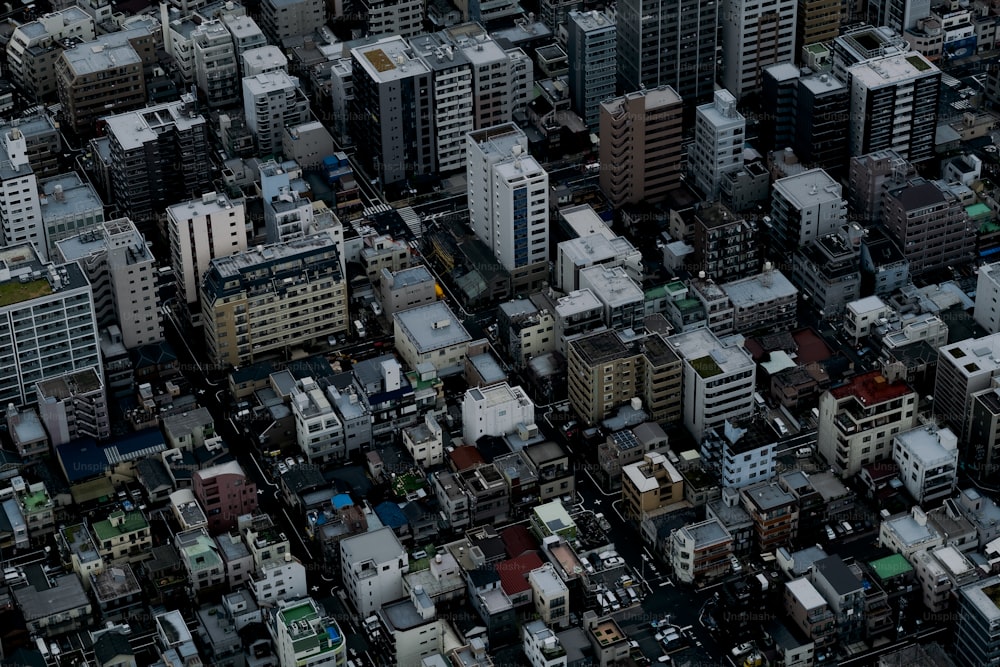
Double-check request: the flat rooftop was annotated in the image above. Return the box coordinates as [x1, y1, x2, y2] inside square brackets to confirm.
[829, 371, 913, 405]
[36, 367, 103, 399]
[104, 100, 205, 152]
[668, 328, 754, 376]
[352, 36, 431, 82]
[394, 301, 472, 353]
[722, 270, 797, 308]
[849, 52, 939, 87]
[774, 168, 842, 207]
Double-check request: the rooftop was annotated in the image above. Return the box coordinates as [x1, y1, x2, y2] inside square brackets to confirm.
[786, 577, 827, 610]
[353, 36, 431, 82]
[680, 518, 732, 547]
[36, 367, 102, 399]
[960, 576, 1000, 623]
[62, 39, 140, 75]
[579, 265, 643, 308]
[104, 99, 205, 152]
[394, 301, 472, 353]
[742, 483, 796, 511]
[92, 511, 148, 542]
[722, 269, 797, 308]
[849, 52, 939, 86]
[895, 425, 957, 465]
[774, 168, 842, 207]
[669, 328, 754, 376]
[91, 564, 141, 602]
[38, 173, 103, 224]
[829, 371, 913, 405]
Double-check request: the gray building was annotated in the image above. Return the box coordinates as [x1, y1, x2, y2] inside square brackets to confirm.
[955, 575, 1000, 667]
[567, 10, 616, 130]
[378, 266, 437, 323]
[259, 0, 323, 44]
[792, 228, 863, 317]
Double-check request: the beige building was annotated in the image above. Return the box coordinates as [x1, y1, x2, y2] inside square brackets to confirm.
[784, 577, 837, 652]
[201, 232, 348, 367]
[91, 510, 151, 565]
[394, 301, 473, 376]
[567, 329, 682, 425]
[621, 452, 684, 521]
[670, 518, 733, 585]
[599, 86, 684, 207]
[56, 38, 145, 135]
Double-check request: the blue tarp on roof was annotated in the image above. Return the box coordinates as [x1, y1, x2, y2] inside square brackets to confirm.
[332, 493, 353, 510]
[57, 429, 166, 483]
[374, 501, 408, 529]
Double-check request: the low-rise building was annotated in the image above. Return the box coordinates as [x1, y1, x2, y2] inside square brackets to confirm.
[192, 460, 258, 534]
[621, 452, 684, 521]
[892, 425, 959, 505]
[740, 482, 799, 552]
[402, 413, 444, 468]
[670, 518, 733, 585]
[91, 563, 142, 621]
[13, 567, 92, 635]
[176, 528, 226, 593]
[269, 597, 347, 667]
[528, 564, 569, 628]
[879, 507, 944, 559]
[524, 619, 567, 667]
[462, 383, 536, 446]
[394, 301, 473, 376]
[340, 527, 408, 616]
[58, 523, 104, 589]
[720, 266, 798, 334]
[91, 510, 151, 565]
[784, 577, 837, 653]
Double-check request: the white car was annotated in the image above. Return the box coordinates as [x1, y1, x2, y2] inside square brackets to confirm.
[277, 462, 289, 475]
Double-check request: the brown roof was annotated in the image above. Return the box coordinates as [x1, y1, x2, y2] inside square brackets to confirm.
[449, 445, 485, 472]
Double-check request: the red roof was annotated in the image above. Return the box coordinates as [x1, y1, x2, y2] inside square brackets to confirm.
[792, 328, 832, 364]
[830, 371, 912, 405]
[501, 525, 538, 558]
[497, 551, 544, 596]
[450, 445, 485, 472]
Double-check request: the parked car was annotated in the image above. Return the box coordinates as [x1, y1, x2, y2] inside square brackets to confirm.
[276, 462, 289, 475]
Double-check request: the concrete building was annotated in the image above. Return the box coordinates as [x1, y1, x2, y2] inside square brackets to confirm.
[523, 619, 568, 667]
[450, 31, 532, 130]
[976, 261, 1000, 334]
[701, 421, 778, 489]
[461, 383, 535, 445]
[54, 217, 162, 349]
[670, 518, 733, 585]
[721, 267, 798, 334]
[409, 34, 474, 175]
[817, 371, 919, 477]
[193, 21, 241, 108]
[935, 332, 1000, 440]
[357, 0, 424, 38]
[193, 461, 258, 534]
[340, 527, 408, 616]
[289, 377, 345, 464]
[740, 482, 800, 551]
[622, 452, 684, 520]
[847, 52, 941, 162]
[578, 265, 644, 330]
[56, 38, 144, 135]
[784, 578, 836, 654]
[0, 128, 44, 261]
[394, 301, 473, 376]
[720, 0, 797, 100]
[167, 191, 248, 315]
[567, 10, 616, 130]
[892, 425, 958, 504]
[221, 14, 267, 75]
[201, 233, 347, 367]
[689, 90, 746, 201]
[689, 202, 761, 283]
[176, 527, 226, 592]
[6, 7, 95, 101]
[269, 597, 347, 667]
[845, 296, 892, 344]
[0, 244, 100, 406]
[882, 177, 974, 276]
[615, 0, 717, 104]
[792, 227, 864, 318]
[259, 0, 323, 44]
[378, 266, 438, 322]
[567, 329, 682, 425]
[528, 564, 569, 627]
[350, 37, 434, 187]
[92, 510, 151, 565]
[770, 168, 847, 256]
[243, 71, 310, 156]
[810, 556, 865, 644]
[402, 413, 444, 468]
[36, 367, 109, 446]
[969, 382, 1000, 478]
[797, 0, 841, 57]
[557, 233, 641, 293]
[39, 172, 105, 260]
[668, 328, 756, 442]
[598, 87, 684, 207]
[13, 569, 92, 635]
[466, 124, 550, 293]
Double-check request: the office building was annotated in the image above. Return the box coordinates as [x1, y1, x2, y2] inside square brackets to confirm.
[598, 87, 684, 207]
[56, 39, 144, 136]
[567, 10, 616, 130]
[102, 97, 211, 232]
[269, 597, 347, 667]
[817, 371, 918, 477]
[720, 0, 797, 100]
[847, 52, 940, 162]
[201, 233, 347, 367]
[358, 0, 423, 38]
[689, 90, 746, 201]
[409, 34, 474, 174]
[770, 168, 847, 256]
[39, 173, 104, 260]
[350, 37, 434, 187]
[466, 124, 550, 292]
[616, 0, 717, 105]
[882, 177, 974, 276]
[567, 329, 682, 425]
[243, 71, 310, 156]
[935, 332, 1000, 439]
[668, 328, 756, 442]
[167, 191, 248, 315]
[955, 576, 1000, 667]
[6, 7, 95, 101]
[0, 244, 100, 406]
[259, 0, 323, 44]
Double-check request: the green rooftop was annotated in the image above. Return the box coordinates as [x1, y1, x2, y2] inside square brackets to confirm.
[805, 43, 828, 54]
[405, 370, 441, 392]
[0, 279, 51, 308]
[645, 285, 666, 300]
[869, 553, 913, 580]
[92, 511, 149, 541]
[280, 601, 319, 626]
[906, 54, 931, 71]
[21, 489, 50, 511]
[691, 355, 723, 379]
[967, 203, 993, 219]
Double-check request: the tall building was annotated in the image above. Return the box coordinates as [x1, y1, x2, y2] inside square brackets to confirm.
[847, 52, 940, 162]
[817, 371, 918, 477]
[0, 244, 100, 406]
[954, 576, 1000, 667]
[0, 128, 44, 260]
[846, 149, 914, 222]
[466, 124, 549, 293]
[356, 0, 424, 38]
[797, 0, 840, 58]
[720, 0, 797, 100]
[56, 38, 145, 136]
[167, 191, 248, 317]
[881, 177, 974, 276]
[38, 173, 105, 259]
[350, 37, 434, 187]
[193, 21, 240, 108]
[689, 90, 745, 201]
[259, 0, 323, 44]
[243, 71, 310, 157]
[201, 233, 347, 367]
[409, 35, 474, 174]
[221, 15, 267, 76]
[690, 202, 761, 283]
[668, 328, 756, 442]
[36, 367, 109, 445]
[5, 7, 95, 101]
[598, 87, 684, 208]
[769, 168, 847, 256]
[102, 97, 211, 234]
[567, 10, 616, 131]
[53, 218, 162, 350]
[976, 261, 1000, 334]
[935, 332, 1000, 440]
[616, 0, 717, 105]
[268, 597, 347, 667]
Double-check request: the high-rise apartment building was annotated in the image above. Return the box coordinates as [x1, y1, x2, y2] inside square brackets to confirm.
[770, 168, 848, 256]
[410, 35, 474, 174]
[193, 21, 240, 108]
[39, 174, 104, 260]
[56, 38, 145, 135]
[690, 202, 761, 283]
[598, 87, 684, 207]
[167, 191, 249, 316]
[102, 97, 211, 234]
[5, 7, 95, 101]
[259, 0, 323, 44]
[466, 124, 549, 293]
[0, 244, 100, 406]
[797, 0, 841, 57]
[243, 71, 310, 157]
[0, 128, 44, 260]
[847, 52, 940, 162]
[53, 218, 162, 350]
[720, 0, 797, 100]
[689, 90, 745, 201]
[882, 177, 974, 276]
[350, 37, 434, 187]
[616, 0, 718, 105]
[221, 15, 267, 76]
[567, 10, 616, 131]
[976, 261, 1000, 334]
[954, 576, 1000, 667]
[36, 367, 109, 445]
[846, 149, 914, 222]
[357, 0, 424, 38]
[201, 233, 348, 367]
[935, 332, 1000, 440]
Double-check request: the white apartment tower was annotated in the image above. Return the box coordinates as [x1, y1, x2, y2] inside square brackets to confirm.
[976, 261, 1000, 334]
[242, 71, 310, 156]
[461, 383, 536, 445]
[410, 36, 474, 174]
[456, 35, 532, 130]
[689, 90, 746, 201]
[167, 192, 249, 315]
[467, 124, 550, 292]
[192, 21, 240, 108]
[720, 0, 797, 100]
[358, 0, 424, 38]
[0, 129, 44, 260]
[770, 168, 848, 255]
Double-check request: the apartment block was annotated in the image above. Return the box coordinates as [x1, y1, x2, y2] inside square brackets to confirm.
[201, 233, 347, 367]
[56, 38, 145, 136]
[290, 377, 345, 464]
[193, 21, 240, 108]
[243, 71, 310, 156]
[579, 265, 645, 330]
[259, 0, 323, 44]
[6, 7, 95, 101]
[770, 168, 847, 256]
[269, 597, 347, 667]
[340, 527, 408, 616]
[720, 0, 797, 100]
[461, 383, 535, 445]
[882, 177, 975, 276]
[528, 564, 569, 627]
[690, 202, 761, 283]
[7, 406, 47, 460]
[598, 86, 684, 207]
[817, 371, 918, 477]
[410, 34, 474, 174]
[557, 233, 642, 293]
[721, 268, 798, 334]
[192, 461, 258, 534]
[0, 128, 44, 261]
[357, 0, 423, 37]
[792, 228, 863, 317]
[934, 332, 1000, 443]
[740, 482, 800, 551]
[785, 578, 837, 652]
[969, 382, 1000, 477]
[701, 421, 778, 489]
[622, 452, 684, 520]
[36, 367, 109, 446]
[402, 413, 444, 468]
[670, 518, 733, 585]
[689, 90, 745, 201]
[394, 301, 473, 376]
[92, 510, 151, 565]
[567, 329, 682, 425]
[39, 172, 104, 260]
[58, 523, 104, 588]
[566, 11, 616, 130]
[976, 261, 1000, 334]
[892, 425, 958, 504]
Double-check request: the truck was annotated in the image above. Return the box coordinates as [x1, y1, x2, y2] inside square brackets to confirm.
[353, 319, 366, 339]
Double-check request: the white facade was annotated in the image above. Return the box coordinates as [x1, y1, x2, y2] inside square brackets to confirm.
[892, 425, 959, 504]
[409, 39, 474, 173]
[528, 564, 569, 628]
[192, 21, 240, 108]
[0, 129, 44, 260]
[291, 377, 345, 464]
[935, 332, 1000, 438]
[462, 383, 536, 445]
[668, 328, 756, 442]
[523, 620, 568, 667]
[845, 295, 892, 344]
[976, 261, 1000, 334]
[357, 0, 423, 37]
[250, 558, 308, 607]
[401, 413, 444, 468]
[720, 0, 797, 100]
[269, 597, 346, 667]
[689, 90, 746, 200]
[243, 71, 310, 156]
[771, 169, 848, 250]
[557, 233, 642, 292]
[340, 527, 408, 616]
[715, 422, 778, 489]
[167, 192, 248, 308]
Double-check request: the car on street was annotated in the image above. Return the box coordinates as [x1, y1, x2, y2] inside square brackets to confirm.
[276, 462, 288, 475]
